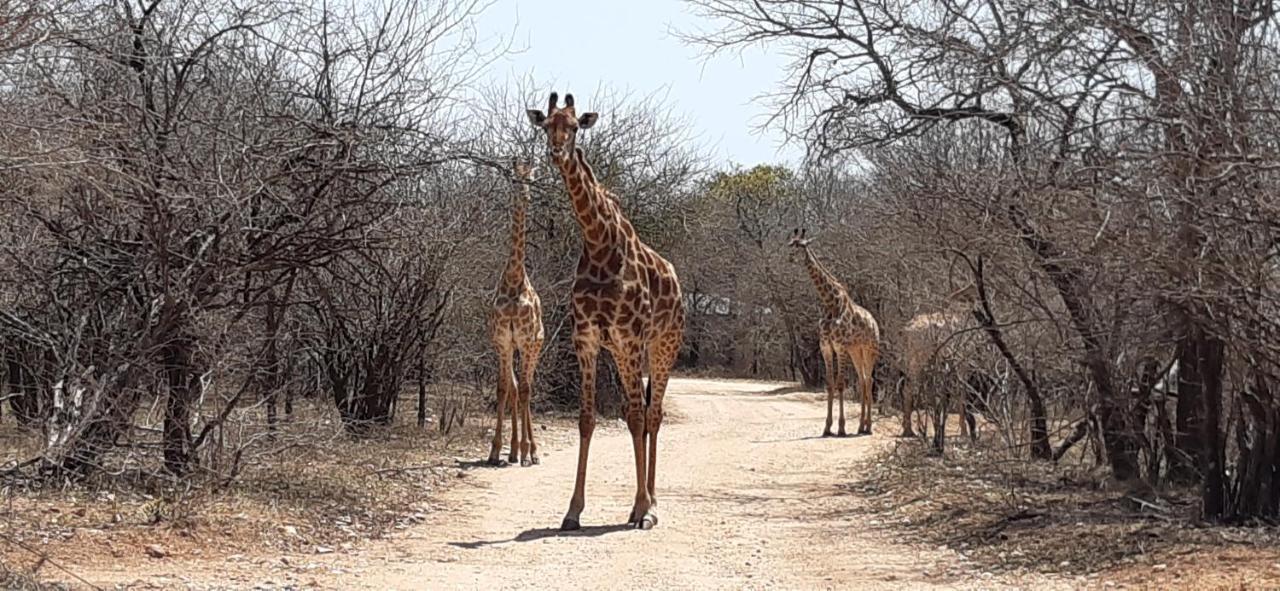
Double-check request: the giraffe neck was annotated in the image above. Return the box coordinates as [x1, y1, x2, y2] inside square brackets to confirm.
[501, 182, 529, 286]
[803, 248, 846, 315]
[555, 148, 622, 254]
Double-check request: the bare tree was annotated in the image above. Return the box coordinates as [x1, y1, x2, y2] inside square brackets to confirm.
[684, 0, 1280, 519]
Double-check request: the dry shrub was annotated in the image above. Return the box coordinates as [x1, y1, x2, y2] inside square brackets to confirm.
[845, 438, 1280, 586]
[0, 561, 69, 591]
[0, 386, 500, 574]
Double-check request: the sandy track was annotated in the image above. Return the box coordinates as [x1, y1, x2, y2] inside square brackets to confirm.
[319, 378, 1067, 591]
[77, 378, 1070, 590]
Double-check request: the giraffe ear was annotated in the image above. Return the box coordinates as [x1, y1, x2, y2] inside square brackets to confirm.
[578, 112, 598, 129]
[526, 109, 547, 127]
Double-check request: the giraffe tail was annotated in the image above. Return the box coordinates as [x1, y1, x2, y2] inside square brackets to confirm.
[644, 376, 653, 407]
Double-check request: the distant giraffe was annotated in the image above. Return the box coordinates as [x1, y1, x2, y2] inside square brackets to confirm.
[526, 92, 684, 530]
[486, 160, 544, 467]
[902, 285, 979, 446]
[788, 229, 881, 436]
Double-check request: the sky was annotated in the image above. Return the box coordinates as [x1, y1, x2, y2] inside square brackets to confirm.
[471, 0, 803, 168]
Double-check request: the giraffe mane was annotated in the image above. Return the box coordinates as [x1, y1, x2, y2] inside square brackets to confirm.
[573, 147, 621, 207]
[574, 147, 597, 184]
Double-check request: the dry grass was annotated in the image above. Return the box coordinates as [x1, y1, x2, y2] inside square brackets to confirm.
[0, 384, 571, 584]
[845, 436, 1280, 589]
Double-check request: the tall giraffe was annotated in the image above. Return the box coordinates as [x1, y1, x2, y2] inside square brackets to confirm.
[789, 229, 881, 436]
[486, 160, 544, 467]
[526, 92, 684, 531]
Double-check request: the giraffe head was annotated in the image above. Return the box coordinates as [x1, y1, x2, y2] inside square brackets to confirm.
[787, 228, 813, 264]
[513, 158, 537, 183]
[512, 159, 536, 202]
[526, 92, 598, 166]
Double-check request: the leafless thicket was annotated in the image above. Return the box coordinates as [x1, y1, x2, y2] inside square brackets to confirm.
[0, 0, 705, 489]
[685, 0, 1280, 521]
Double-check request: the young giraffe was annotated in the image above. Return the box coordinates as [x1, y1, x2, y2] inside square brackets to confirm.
[526, 92, 684, 531]
[902, 285, 980, 442]
[788, 229, 881, 436]
[486, 160, 544, 467]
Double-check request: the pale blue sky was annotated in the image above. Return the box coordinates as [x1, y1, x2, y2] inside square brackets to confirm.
[472, 0, 802, 167]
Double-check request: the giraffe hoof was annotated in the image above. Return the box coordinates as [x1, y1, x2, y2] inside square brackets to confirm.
[822, 430, 834, 438]
[507, 454, 519, 464]
[487, 456, 503, 466]
[560, 517, 581, 532]
[520, 458, 531, 467]
[636, 512, 658, 530]
[529, 454, 540, 465]
[837, 429, 848, 437]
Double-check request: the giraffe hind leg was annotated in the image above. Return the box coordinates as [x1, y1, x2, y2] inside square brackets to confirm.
[853, 345, 878, 435]
[641, 329, 680, 529]
[821, 343, 836, 437]
[489, 342, 516, 465]
[507, 350, 520, 465]
[614, 347, 654, 530]
[835, 351, 848, 437]
[519, 339, 543, 466]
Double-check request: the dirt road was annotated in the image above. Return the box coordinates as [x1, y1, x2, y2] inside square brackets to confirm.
[323, 378, 1069, 590]
[79, 378, 1070, 590]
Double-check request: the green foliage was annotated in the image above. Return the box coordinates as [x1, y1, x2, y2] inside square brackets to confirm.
[705, 164, 796, 205]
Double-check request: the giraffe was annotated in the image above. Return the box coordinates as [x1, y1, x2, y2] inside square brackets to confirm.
[486, 160, 544, 467]
[526, 92, 684, 531]
[902, 285, 980, 446]
[788, 229, 881, 436]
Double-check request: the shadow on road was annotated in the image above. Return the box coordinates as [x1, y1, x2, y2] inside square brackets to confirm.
[750, 434, 829, 443]
[759, 384, 814, 396]
[455, 459, 507, 470]
[447, 523, 632, 549]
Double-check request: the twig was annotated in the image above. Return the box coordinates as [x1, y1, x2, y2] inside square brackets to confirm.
[368, 464, 441, 478]
[0, 532, 106, 591]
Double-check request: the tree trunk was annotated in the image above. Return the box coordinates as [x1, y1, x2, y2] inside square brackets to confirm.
[417, 354, 429, 428]
[1004, 202, 1141, 480]
[1197, 334, 1226, 519]
[930, 374, 949, 456]
[162, 335, 200, 476]
[7, 353, 42, 425]
[1173, 330, 1205, 483]
[970, 256, 1052, 460]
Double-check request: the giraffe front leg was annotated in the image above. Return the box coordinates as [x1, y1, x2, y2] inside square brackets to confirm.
[561, 337, 598, 531]
[821, 343, 836, 437]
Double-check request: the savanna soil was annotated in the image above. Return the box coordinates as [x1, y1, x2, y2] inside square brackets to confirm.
[7, 378, 1280, 590]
